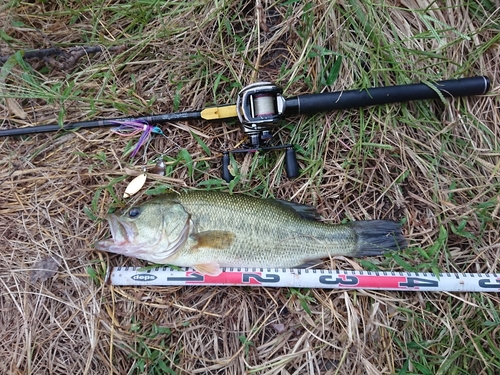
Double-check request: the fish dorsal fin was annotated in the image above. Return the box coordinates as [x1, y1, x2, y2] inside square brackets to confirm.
[191, 230, 235, 250]
[194, 263, 222, 276]
[274, 200, 321, 221]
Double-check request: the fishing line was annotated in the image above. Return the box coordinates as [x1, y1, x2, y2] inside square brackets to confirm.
[252, 94, 275, 117]
[105, 267, 500, 292]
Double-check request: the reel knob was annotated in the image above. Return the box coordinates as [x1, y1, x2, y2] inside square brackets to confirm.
[221, 152, 233, 182]
[285, 147, 299, 178]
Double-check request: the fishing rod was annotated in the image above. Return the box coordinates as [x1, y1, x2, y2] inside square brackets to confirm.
[1, 76, 490, 181]
[105, 266, 500, 292]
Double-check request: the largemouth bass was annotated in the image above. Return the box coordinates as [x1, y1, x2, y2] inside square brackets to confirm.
[95, 191, 406, 275]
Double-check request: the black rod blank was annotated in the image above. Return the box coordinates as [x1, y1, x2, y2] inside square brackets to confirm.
[0, 111, 202, 137]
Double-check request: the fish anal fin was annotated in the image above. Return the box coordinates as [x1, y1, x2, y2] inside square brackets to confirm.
[191, 230, 235, 250]
[296, 260, 323, 269]
[194, 263, 222, 276]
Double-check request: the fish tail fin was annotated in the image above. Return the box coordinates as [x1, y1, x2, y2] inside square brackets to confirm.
[350, 220, 407, 256]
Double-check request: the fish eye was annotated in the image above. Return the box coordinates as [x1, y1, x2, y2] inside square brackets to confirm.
[128, 207, 141, 218]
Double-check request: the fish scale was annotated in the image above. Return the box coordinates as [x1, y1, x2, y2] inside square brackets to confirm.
[176, 191, 358, 265]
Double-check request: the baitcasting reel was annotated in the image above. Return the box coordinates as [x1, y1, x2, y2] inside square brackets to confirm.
[222, 82, 299, 182]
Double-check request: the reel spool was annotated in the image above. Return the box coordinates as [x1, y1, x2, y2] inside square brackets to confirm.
[221, 82, 299, 182]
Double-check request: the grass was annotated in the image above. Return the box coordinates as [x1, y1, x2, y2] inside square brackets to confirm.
[1, 0, 499, 374]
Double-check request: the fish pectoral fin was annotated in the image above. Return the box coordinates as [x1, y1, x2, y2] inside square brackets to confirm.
[194, 263, 222, 276]
[191, 230, 235, 250]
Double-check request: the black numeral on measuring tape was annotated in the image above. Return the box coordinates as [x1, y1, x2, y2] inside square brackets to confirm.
[399, 277, 439, 288]
[478, 279, 500, 289]
[242, 273, 280, 283]
[319, 275, 359, 285]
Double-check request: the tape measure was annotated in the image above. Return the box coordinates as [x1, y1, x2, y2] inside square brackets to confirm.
[106, 267, 500, 292]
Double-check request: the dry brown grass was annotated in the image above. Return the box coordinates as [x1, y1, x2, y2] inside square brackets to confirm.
[1, 0, 499, 374]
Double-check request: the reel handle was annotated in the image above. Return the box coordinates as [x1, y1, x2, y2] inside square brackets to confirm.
[221, 145, 299, 182]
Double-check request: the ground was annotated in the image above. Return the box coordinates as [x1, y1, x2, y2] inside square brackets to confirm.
[1, 0, 499, 374]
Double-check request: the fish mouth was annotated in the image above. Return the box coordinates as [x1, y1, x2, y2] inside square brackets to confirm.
[94, 212, 191, 262]
[95, 214, 137, 254]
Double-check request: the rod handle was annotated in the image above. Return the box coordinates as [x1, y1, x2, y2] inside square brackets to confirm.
[285, 76, 490, 115]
